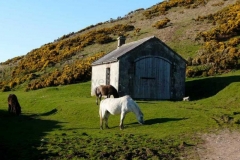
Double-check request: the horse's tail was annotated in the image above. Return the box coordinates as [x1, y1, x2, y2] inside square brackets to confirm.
[95, 86, 102, 96]
[91, 87, 98, 96]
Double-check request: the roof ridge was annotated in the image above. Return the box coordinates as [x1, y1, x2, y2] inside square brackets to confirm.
[92, 36, 156, 65]
[91, 35, 187, 66]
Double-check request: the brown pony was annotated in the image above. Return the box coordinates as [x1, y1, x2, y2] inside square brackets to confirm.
[8, 94, 21, 115]
[94, 85, 119, 105]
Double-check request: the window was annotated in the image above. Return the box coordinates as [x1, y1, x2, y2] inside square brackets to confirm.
[106, 68, 110, 85]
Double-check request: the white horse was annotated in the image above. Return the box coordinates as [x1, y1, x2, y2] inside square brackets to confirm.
[99, 95, 144, 130]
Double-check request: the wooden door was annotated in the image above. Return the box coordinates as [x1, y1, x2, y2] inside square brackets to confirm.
[133, 56, 171, 99]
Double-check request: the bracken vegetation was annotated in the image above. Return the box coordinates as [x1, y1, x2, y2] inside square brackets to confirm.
[0, 0, 240, 91]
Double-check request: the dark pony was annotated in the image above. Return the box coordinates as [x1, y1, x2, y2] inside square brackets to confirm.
[94, 85, 119, 105]
[8, 94, 21, 115]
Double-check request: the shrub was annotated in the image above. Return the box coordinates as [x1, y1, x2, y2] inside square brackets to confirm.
[207, 68, 216, 76]
[95, 34, 113, 44]
[228, 37, 240, 47]
[186, 69, 195, 77]
[9, 81, 17, 88]
[2, 85, 11, 92]
[152, 18, 170, 29]
[143, 0, 204, 19]
[26, 51, 105, 90]
[2, 22, 136, 89]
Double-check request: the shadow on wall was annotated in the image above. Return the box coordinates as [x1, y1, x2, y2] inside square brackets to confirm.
[0, 109, 62, 160]
[185, 75, 240, 100]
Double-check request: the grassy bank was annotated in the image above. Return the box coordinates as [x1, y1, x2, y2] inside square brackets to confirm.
[0, 71, 240, 159]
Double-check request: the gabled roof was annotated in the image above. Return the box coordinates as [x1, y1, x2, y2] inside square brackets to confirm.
[91, 36, 186, 66]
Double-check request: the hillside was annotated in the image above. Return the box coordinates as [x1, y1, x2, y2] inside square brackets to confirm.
[0, 0, 239, 91]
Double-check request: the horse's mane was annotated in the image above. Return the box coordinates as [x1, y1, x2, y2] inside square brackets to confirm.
[111, 86, 119, 98]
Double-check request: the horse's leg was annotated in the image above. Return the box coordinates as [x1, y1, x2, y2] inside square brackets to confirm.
[120, 112, 126, 130]
[16, 103, 21, 116]
[12, 105, 16, 114]
[100, 117, 103, 130]
[100, 108, 103, 130]
[8, 103, 11, 113]
[104, 111, 110, 129]
[96, 94, 102, 105]
[9, 102, 14, 113]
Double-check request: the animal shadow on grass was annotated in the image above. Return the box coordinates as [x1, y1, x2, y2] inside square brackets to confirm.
[38, 108, 58, 116]
[135, 101, 157, 104]
[126, 118, 188, 127]
[144, 117, 188, 125]
[0, 109, 62, 160]
[185, 75, 240, 100]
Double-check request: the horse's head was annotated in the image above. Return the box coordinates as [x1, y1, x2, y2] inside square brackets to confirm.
[137, 113, 144, 124]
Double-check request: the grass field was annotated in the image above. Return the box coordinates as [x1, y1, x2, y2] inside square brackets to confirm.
[1, 71, 240, 159]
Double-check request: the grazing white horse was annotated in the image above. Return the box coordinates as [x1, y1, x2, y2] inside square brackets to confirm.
[99, 95, 144, 130]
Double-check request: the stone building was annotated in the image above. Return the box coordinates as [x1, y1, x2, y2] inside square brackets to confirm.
[91, 36, 187, 100]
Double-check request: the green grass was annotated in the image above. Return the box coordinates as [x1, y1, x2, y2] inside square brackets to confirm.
[168, 40, 200, 59]
[1, 71, 240, 159]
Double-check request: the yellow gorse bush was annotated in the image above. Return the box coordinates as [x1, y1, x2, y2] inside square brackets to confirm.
[0, 23, 134, 91]
[186, 1, 240, 77]
[11, 24, 134, 79]
[152, 17, 170, 29]
[196, 2, 240, 42]
[26, 51, 105, 91]
[143, 0, 206, 19]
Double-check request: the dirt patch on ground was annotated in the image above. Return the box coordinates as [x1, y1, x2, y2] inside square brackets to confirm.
[196, 129, 240, 160]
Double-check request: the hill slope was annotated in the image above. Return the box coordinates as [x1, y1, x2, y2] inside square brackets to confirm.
[0, 0, 239, 91]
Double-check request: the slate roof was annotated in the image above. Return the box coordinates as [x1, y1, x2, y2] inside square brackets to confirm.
[91, 35, 186, 66]
[92, 36, 156, 66]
